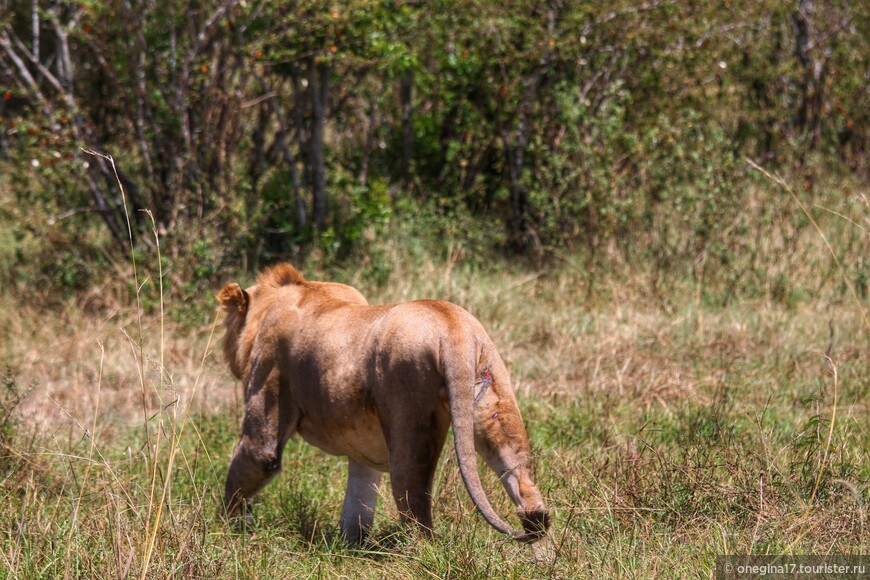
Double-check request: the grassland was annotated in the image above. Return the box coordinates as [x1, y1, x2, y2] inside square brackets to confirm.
[1, 192, 869, 578]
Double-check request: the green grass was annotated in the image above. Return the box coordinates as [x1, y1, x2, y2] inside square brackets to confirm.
[1, 243, 868, 577]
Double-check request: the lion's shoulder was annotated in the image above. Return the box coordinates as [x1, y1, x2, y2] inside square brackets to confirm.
[305, 281, 369, 306]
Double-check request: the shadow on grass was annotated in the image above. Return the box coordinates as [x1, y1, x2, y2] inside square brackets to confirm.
[227, 490, 434, 563]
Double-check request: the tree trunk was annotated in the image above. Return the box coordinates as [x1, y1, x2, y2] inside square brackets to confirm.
[503, 108, 530, 251]
[359, 94, 378, 186]
[309, 57, 329, 232]
[400, 68, 414, 190]
[291, 67, 308, 229]
[792, 0, 813, 136]
[791, 0, 837, 154]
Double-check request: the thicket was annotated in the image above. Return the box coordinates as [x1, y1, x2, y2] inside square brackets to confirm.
[1, 0, 868, 300]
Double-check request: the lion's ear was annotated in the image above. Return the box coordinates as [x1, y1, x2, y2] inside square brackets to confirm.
[217, 283, 249, 314]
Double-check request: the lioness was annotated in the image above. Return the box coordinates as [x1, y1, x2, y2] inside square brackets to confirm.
[218, 263, 549, 543]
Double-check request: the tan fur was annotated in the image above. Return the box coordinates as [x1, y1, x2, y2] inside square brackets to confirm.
[218, 262, 549, 543]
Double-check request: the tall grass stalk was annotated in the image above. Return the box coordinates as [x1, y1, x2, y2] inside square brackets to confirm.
[140, 310, 220, 578]
[93, 149, 163, 573]
[787, 355, 840, 552]
[746, 158, 870, 334]
[78, 149, 223, 576]
[82, 150, 153, 457]
[80, 152, 162, 574]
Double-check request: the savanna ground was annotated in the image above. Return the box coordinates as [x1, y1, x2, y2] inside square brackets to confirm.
[1, 175, 868, 579]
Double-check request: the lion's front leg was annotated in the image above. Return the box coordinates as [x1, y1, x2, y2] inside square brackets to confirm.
[339, 459, 382, 544]
[225, 438, 282, 519]
[225, 364, 298, 520]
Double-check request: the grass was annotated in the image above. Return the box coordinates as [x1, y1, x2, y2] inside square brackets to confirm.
[1, 256, 867, 578]
[1, 176, 869, 577]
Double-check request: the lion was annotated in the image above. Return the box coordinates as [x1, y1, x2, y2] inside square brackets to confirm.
[218, 262, 549, 544]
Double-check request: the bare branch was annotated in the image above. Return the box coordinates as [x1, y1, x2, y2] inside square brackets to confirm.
[6, 26, 65, 96]
[582, 0, 677, 36]
[31, 0, 39, 61]
[0, 28, 49, 107]
[694, 22, 759, 48]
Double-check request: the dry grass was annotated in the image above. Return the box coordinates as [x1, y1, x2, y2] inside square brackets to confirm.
[4, 302, 231, 440]
[1, 175, 869, 577]
[3, 261, 867, 576]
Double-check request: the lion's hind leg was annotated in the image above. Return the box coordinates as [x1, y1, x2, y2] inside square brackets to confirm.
[339, 459, 382, 545]
[386, 409, 451, 536]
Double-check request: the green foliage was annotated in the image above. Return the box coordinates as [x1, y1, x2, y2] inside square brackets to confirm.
[1, 0, 870, 304]
[321, 172, 392, 260]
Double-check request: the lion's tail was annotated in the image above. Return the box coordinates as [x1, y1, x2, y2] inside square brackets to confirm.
[441, 337, 518, 539]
